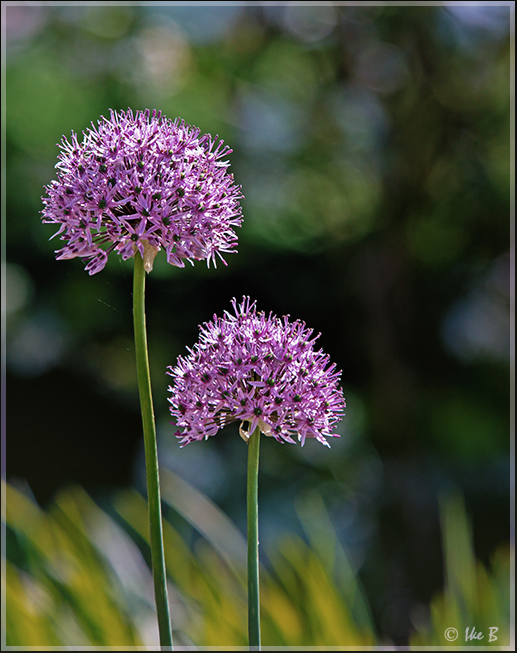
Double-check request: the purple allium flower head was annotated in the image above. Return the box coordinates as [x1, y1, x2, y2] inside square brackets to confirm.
[41, 108, 243, 275]
[167, 297, 345, 448]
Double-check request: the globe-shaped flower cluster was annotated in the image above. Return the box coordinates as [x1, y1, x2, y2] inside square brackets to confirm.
[41, 108, 243, 275]
[167, 297, 345, 447]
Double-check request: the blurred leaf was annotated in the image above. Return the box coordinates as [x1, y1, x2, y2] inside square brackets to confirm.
[4, 481, 144, 646]
[4, 480, 511, 647]
[409, 493, 512, 647]
[5, 561, 61, 646]
[296, 490, 375, 634]
[160, 467, 247, 583]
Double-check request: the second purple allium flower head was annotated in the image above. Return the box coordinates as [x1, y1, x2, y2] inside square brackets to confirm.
[167, 297, 346, 447]
[41, 108, 243, 274]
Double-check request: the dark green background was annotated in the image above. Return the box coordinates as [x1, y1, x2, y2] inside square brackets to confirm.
[5, 3, 511, 645]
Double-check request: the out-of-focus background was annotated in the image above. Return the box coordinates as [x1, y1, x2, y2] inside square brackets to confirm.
[4, 2, 513, 648]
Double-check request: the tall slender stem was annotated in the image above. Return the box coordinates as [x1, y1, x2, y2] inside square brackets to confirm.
[247, 426, 261, 650]
[133, 252, 173, 650]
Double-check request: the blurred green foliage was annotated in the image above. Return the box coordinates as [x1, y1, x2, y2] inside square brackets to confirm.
[4, 478, 511, 647]
[410, 494, 512, 648]
[5, 3, 512, 646]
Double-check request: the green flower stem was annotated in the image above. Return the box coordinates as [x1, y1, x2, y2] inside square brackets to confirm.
[247, 426, 262, 650]
[133, 252, 173, 650]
